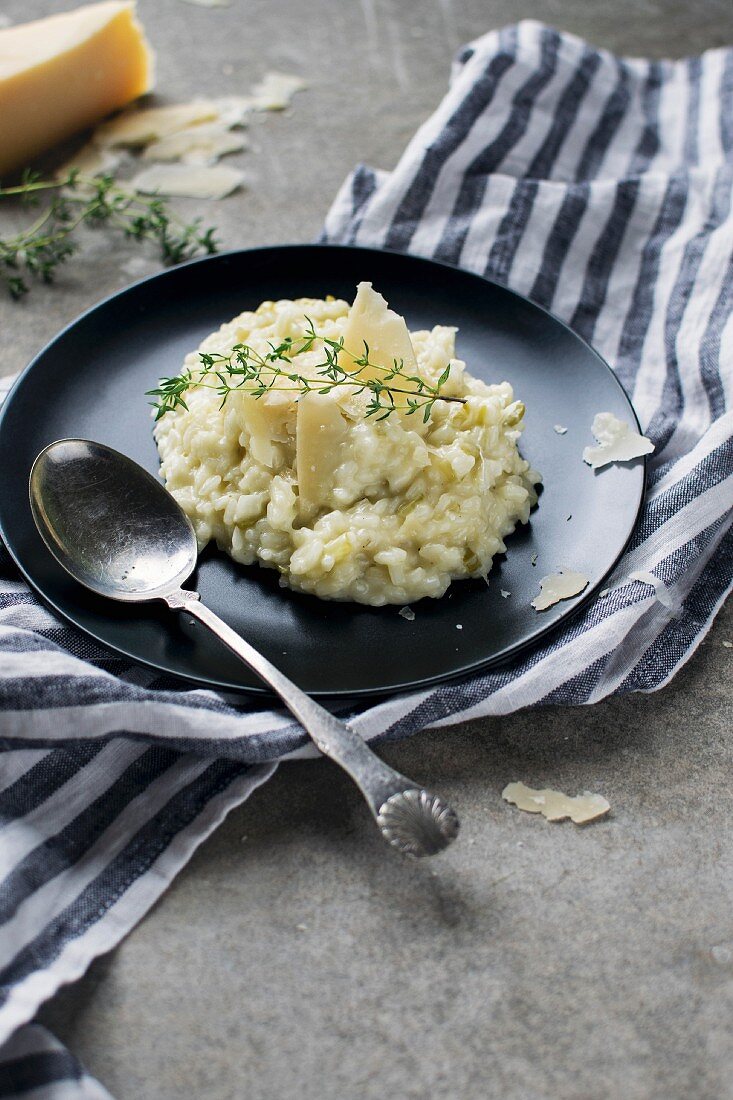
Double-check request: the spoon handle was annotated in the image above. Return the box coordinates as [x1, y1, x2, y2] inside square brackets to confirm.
[166, 589, 459, 857]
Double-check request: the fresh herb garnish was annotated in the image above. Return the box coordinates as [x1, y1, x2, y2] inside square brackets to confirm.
[0, 169, 218, 299]
[148, 320, 466, 424]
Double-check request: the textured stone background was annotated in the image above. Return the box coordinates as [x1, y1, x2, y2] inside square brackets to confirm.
[1, 1, 731, 1097]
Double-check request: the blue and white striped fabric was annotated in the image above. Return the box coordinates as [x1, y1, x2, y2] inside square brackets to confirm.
[1, 22, 732, 1097]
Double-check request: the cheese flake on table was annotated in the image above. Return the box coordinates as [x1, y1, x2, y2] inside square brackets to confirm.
[531, 568, 589, 611]
[142, 123, 247, 163]
[583, 412, 654, 469]
[131, 162, 244, 199]
[0, 1, 154, 177]
[56, 142, 122, 180]
[95, 101, 224, 148]
[248, 71, 306, 110]
[502, 782, 610, 824]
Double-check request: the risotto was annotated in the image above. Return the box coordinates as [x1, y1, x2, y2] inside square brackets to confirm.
[153, 283, 539, 605]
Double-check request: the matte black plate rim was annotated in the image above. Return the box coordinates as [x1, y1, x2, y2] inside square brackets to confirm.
[0, 244, 646, 699]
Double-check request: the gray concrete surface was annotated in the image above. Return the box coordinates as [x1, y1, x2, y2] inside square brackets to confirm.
[1, 0, 731, 1097]
[40, 603, 733, 1100]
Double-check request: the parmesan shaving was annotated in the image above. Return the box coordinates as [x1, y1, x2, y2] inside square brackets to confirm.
[502, 782, 610, 824]
[398, 607, 415, 621]
[56, 142, 121, 180]
[95, 101, 225, 147]
[209, 96, 251, 128]
[500, 590, 511, 598]
[132, 163, 244, 199]
[553, 424, 567, 435]
[583, 412, 654, 469]
[248, 71, 306, 111]
[142, 123, 247, 163]
[532, 568, 589, 611]
[628, 570, 677, 611]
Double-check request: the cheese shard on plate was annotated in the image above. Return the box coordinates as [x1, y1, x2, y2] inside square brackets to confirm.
[583, 411, 654, 469]
[0, 1, 153, 177]
[296, 392, 350, 519]
[532, 568, 589, 611]
[502, 782, 610, 824]
[131, 162, 244, 199]
[340, 282, 419, 386]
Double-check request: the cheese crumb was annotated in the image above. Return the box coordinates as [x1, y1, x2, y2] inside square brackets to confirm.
[583, 412, 654, 469]
[502, 781, 610, 824]
[553, 425, 568, 435]
[248, 71, 306, 111]
[500, 590, 511, 598]
[132, 162, 244, 199]
[398, 606, 415, 621]
[532, 569, 589, 611]
[722, 640, 732, 649]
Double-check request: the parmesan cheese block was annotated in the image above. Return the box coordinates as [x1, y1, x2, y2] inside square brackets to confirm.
[0, 1, 154, 178]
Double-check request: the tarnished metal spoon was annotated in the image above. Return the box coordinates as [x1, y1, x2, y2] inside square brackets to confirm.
[29, 439, 459, 857]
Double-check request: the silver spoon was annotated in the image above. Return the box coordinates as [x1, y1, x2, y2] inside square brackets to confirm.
[29, 439, 459, 857]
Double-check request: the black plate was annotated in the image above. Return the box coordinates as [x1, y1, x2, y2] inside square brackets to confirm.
[0, 245, 645, 698]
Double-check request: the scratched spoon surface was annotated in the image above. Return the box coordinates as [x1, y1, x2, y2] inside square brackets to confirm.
[29, 438, 459, 857]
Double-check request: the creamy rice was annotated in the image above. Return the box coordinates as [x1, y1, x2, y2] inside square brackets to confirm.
[154, 286, 539, 605]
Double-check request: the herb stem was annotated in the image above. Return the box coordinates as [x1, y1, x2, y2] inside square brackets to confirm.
[0, 169, 219, 298]
[148, 325, 466, 425]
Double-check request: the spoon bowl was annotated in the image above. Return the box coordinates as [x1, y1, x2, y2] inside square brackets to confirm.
[30, 439, 197, 602]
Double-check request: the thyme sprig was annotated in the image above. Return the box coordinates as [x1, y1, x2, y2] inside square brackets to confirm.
[148, 319, 466, 424]
[0, 169, 218, 298]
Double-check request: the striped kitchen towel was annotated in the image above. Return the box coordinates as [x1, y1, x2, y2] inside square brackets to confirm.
[1, 22, 732, 1097]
